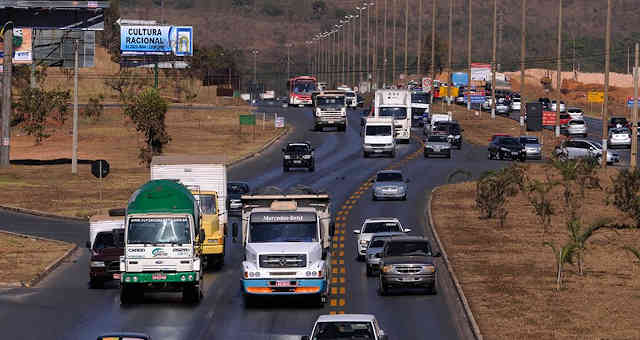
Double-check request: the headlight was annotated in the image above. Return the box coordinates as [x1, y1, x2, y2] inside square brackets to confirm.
[500, 147, 510, 152]
[422, 265, 435, 273]
[454, 135, 461, 139]
[284, 155, 291, 159]
[302, 155, 312, 159]
[381, 265, 393, 273]
[247, 271, 262, 278]
[386, 143, 394, 147]
[90, 261, 105, 267]
[360, 239, 369, 246]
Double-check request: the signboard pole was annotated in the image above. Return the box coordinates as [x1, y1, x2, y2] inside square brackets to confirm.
[632, 43, 638, 169]
[72, 39, 79, 174]
[1, 27, 12, 167]
[154, 57, 159, 89]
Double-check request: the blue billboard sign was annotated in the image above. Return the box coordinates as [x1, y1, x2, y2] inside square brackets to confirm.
[120, 25, 193, 56]
[469, 95, 486, 104]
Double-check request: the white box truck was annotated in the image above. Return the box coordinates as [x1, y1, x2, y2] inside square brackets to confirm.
[373, 89, 412, 143]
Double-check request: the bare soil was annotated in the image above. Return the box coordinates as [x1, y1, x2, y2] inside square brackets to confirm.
[0, 107, 283, 218]
[0, 232, 73, 285]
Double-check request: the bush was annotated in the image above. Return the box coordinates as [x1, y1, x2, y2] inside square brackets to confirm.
[83, 94, 105, 121]
[14, 88, 70, 144]
[610, 168, 640, 227]
[475, 164, 524, 227]
[124, 88, 171, 166]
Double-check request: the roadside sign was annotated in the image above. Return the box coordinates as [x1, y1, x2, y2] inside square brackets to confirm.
[587, 91, 604, 103]
[275, 116, 285, 128]
[239, 115, 256, 126]
[421, 77, 432, 91]
[449, 87, 459, 97]
[439, 86, 448, 97]
[468, 95, 486, 103]
[120, 25, 193, 56]
[627, 96, 639, 108]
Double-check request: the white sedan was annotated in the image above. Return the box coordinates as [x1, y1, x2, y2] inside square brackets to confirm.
[608, 128, 631, 149]
[353, 217, 410, 260]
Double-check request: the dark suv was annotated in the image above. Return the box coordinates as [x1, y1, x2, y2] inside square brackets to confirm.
[227, 181, 250, 215]
[282, 142, 315, 172]
[434, 121, 463, 149]
[377, 236, 441, 295]
[488, 135, 526, 161]
[88, 229, 124, 288]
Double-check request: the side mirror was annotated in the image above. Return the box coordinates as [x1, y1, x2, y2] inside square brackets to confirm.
[329, 222, 336, 237]
[301, 336, 310, 340]
[232, 223, 239, 242]
[85, 241, 91, 249]
[404, 228, 412, 233]
[199, 229, 206, 242]
[433, 251, 442, 257]
[353, 230, 361, 235]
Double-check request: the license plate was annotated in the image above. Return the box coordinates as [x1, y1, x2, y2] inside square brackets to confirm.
[511, 152, 519, 156]
[293, 160, 301, 163]
[275, 281, 293, 287]
[374, 150, 383, 153]
[328, 120, 335, 124]
[152, 273, 166, 280]
[113, 273, 121, 280]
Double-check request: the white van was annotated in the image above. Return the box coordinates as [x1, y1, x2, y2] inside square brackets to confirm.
[362, 117, 396, 158]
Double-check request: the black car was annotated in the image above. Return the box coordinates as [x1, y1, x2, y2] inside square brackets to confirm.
[377, 236, 442, 295]
[282, 142, 315, 172]
[488, 136, 526, 161]
[433, 121, 464, 149]
[227, 181, 250, 215]
[608, 117, 630, 130]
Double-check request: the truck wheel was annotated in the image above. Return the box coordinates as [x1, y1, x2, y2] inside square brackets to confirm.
[424, 152, 429, 158]
[390, 150, 396, 158]
[314, 125, 322, 132]
[182, 284, 201, 303]
[243, 293, 255, 308]
[89, 278, 103, 289]
[283, 166, 289, 172]
[458, 143, 462, 150]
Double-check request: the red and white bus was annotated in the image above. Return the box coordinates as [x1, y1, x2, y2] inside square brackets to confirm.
[288, 76, 318, 106]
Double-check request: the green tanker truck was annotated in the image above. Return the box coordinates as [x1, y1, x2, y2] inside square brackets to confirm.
[119, 179, 205, 304]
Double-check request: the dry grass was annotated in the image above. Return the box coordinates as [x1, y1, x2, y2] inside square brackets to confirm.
[0, 106, 283, 218]
[432, 162, 640, 339]
[0, 232, 73, 285]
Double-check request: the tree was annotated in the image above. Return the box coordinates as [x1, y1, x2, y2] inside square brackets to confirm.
[13, 88, 70, 144]
[567, 218, 609, 276]
[124, 88, 171, 166]
[104, 68, 150, 104]
[610, 168, 640, 227]
[544, 241, 578, 291]
[98, 0, 121, 63]
[475, 164, 524, 227]
[522, 175, 557, 236]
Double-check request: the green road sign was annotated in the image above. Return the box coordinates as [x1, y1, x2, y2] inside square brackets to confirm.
[239, 114, 256, 125]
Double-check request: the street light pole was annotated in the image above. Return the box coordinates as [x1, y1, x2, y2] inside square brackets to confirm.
[491, 0, 497, 119]
[357, 6, 366, 85]
[431, 0, 436, 103]
[404, 0, 408, 78]
[467, 0, 472, 111]
[286, 43, 293, 81]
[392, 0, 396, 85]
[383, 0, 388, 87]
[417, 0, 422, 76]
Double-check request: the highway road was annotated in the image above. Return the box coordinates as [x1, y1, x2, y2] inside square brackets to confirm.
[0, 103, 506, 340]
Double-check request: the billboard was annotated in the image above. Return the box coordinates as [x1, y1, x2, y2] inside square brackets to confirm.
[0, 28, 33, 64]
[471, 63, 491, 81]
[33, 30, 95, 68]
[120, 25, 193, 56]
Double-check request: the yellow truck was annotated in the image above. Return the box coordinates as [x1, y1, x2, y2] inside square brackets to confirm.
[150, 155, 227, 269]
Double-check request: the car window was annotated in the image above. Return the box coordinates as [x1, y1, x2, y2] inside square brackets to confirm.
[286, 144, 310, 152]
[94, 232, 117, 250]
[369, 239, 386, 248]
[569, 120, 584, 125]
[427, 135, 448, 143]
[228, 183, 249, 194]
[363, 222, 402, 233]
[385, 241, 432, 257]
[376, 172, 403, 182]
[501, 137, 520, 146]
[575, 141, 590, 149]
[312, 322, 375, 339]
[520, 137, 538, 144]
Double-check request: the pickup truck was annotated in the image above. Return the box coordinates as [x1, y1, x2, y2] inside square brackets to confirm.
[301, 314, 388, 340]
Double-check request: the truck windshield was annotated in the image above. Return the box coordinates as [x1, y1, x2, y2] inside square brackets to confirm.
[317, 96, 345, 107]
[386, 241, 432, 257]
[365, 125, 391, 136]
[363, 222, 401, 233]
[194, 194, 217, 214]
[411, 92, 429, 104]
[127, 217, 191, 245]
[378, 107, 407, 119]
[312, 321, 375, 339]
[249, 222, 318, 243]
[293, 80, 317, 94]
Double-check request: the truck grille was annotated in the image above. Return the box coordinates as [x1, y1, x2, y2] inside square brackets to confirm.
[107, 261, 120, 272]
[394, 264, 423, 274]
[259, 254, 307, 268]
[371, 144, 387, 148]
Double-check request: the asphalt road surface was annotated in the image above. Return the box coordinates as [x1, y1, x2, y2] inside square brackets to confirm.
[0, 102, 506, 340]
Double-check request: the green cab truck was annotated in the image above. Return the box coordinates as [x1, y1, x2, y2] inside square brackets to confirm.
[119, 179, 205, 304]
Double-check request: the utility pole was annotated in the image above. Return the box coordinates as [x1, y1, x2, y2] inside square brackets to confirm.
[30, 29, 36, 89]
[286, 43, 293, 82]
[252, 50, 258, 85]
[404, 0, 408, 78]
[491, 0, 497, 119]
[72, 39, 79, 174]
[417, 0, 422, 76]
[602, 0, 611, 168]
[448, 0, 453, 104]
[467, 0, 472, 110]
[1, 27, 12, 167]
[367, 3, 371, 83]
[632, 43, 638, 169]
[430, 0, 436, 104]
[353, 18, 357, 87]
[392, 0, 397, 85]
[373, 1, 378, 89]
[357, 6, 365, 85]
[383, 0, 388, 87]
[555, 0, 562, 138]
[520, 0, 526, 133]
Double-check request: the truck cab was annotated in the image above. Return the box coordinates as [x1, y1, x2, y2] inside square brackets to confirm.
[410, 90, 430, 127]
[238, 192, 333, 306]
[373, 89, 412, 143]
[362, 117, 396, 158]
[313, 91, 347, 132]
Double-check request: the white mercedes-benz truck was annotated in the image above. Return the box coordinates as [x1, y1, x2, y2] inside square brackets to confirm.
[373, 89, 412, 143]
[235, 188, 334, 306]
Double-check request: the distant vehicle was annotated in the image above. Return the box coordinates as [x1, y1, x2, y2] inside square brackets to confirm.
[313, 91, 347, 132]
[410, 90, 430, 127]
[362, 117, 396, 158]
[608, 117, 630, 130]
[353, 217, 410, 260]
[433, 121, 463, 149]
[96, 333, 152, 340]
[488, 136, 526, 161]
[373, 89, 412, 143]
[344, 91, 358, 108]
[288, 76, 318, 106]
[426, 113, 451, 135]
[510, 98, 521, 111]
[555, 139, 619, 164]
[282, 142, 315, 172]
[227, 181, 250, 215]
[424, 134, 452, 159]
[519, 136, 542, 160]
[550, 100, 566, 112]
[377, 236, 441, 295]
[608, 127, 632, 149]
[496, 101, 510, 115]
[566, 119, 587, 137]
[567, 107, 584, 119]
[301, 314, 388, 340]
[365, 232, 405, 276]
[88, 216, 124, 289]
[481, 98, 493, 111]
[317, 82, 328, 91]
[371, 170, 410, 201]
[538, 97, 551, 110]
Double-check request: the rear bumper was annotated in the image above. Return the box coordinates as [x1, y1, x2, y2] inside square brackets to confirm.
[284, 159, 313, 167]
[121, 271, 199, 284]
[202, 243, 224, 255]
[242, 278, 326, 295]
[424, 148, 451, 156]
[316, 118, 346, 126]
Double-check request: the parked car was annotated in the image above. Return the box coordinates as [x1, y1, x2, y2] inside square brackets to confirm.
[608, 127, 632, 149]
[510, 98, 522, 111]
[550, 100, 566, 112]
[488, 136, 526, 161]
[519, 136, 542, 160]
[566, 119, 587, 137]
[227, 181, 250, 215]
[554, 139, 620, 164]
[366, 232, 405, 276]
[371, 170, 410, 201]
[301, 314, 388, 340]
[377, 236, 442, 295]
[567, 107, 584, 119]
[609, 117, 630, 130]
[282, 142, 315, 172]
[354, 217, 410, 260]
[424, 134, 452, 158]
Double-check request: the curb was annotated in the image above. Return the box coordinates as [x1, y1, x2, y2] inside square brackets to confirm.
[0, 125, 292, 222]
[427, 186, 484, 340]
[0, 230, 77, 288]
